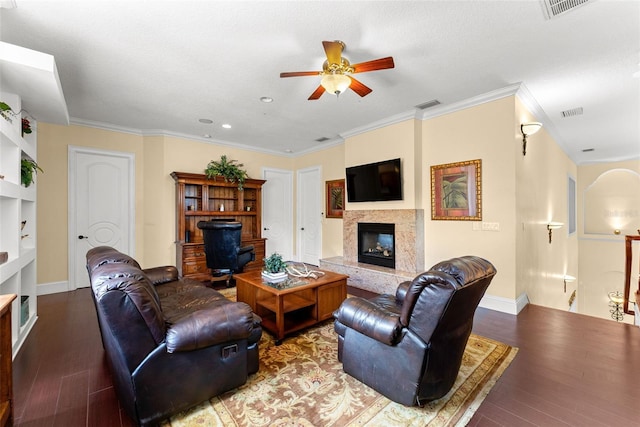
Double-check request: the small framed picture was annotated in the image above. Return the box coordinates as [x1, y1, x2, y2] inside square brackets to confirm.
[326, 179, 345, 219]
[431, 159, 482, 221]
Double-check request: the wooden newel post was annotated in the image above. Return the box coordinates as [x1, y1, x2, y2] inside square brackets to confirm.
[623, 235, 640, 315]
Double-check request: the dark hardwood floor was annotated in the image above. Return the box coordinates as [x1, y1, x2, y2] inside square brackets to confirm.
[11, 287, 640, 426]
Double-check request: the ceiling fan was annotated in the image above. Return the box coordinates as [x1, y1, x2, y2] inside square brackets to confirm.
[280, 40, 395, 100]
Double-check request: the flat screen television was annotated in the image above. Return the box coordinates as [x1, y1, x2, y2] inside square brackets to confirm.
[346, 158, 402, 202]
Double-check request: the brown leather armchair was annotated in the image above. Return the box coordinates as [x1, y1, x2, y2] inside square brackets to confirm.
[334, 256, 496, 406]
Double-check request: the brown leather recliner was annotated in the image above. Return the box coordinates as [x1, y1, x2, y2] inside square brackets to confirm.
[334, 256, 496, 406]
[86, 246, 262, 426]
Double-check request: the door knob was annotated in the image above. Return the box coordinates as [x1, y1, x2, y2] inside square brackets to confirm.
[301, 227, 305, 230]
[78, 235, 89, 239]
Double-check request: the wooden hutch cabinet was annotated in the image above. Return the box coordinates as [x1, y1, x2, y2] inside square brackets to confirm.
[171, 172, 266, 281]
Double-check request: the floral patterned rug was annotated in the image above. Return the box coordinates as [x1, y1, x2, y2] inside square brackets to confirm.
[161, 289, 517, 427]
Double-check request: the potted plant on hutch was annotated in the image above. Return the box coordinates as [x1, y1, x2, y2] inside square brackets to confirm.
[204, 155, 249, 190]
[262, 252, 288, 283]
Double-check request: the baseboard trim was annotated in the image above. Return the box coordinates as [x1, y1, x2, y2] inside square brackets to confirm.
[479, 292, 529, 315]
[37, 281, 69, 295]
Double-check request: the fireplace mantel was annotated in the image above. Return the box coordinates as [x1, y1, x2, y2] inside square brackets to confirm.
[343, 209, 424, 273]
[320, 209, 425, 295]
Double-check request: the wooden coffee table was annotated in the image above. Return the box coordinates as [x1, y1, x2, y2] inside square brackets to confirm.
[235, 269, 348, 344]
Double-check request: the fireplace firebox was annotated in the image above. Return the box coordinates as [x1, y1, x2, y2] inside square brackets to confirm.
[358, 222, 395, 269]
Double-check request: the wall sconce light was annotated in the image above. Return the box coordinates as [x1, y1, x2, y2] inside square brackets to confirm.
[520, 122, 542, 156]
[614, 229, 621, 235]
[547, 222, 563, 243]
[608, 291, 624, 322]
[563, 275, 576, 293]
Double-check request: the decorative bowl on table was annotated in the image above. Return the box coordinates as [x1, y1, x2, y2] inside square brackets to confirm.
[261, 271, 288, 283]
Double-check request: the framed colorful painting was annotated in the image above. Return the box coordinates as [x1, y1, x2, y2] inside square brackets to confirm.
[326, 179, 345, 218]
[430, 159, 482, 221]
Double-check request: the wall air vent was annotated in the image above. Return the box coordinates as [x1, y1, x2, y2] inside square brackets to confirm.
[315, 136, 330, 142]
[415, 99, 441, 110]
[541, 0, 593, 19]
[561, 107, 583, 118]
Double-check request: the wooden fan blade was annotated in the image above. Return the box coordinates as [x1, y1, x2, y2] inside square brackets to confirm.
[322, 41, 343, 65]
[308, 85, 326, 100]
[348, 76, 373, 97]
[280, 71, 321, 78]
[352, 56, 395, 73]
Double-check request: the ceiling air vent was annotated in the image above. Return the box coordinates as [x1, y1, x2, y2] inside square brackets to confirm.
[561, 107, 583, 118]
[541, 0, 593, 19]
[315, 136, 330, 143]
[415, 99, 441, 110]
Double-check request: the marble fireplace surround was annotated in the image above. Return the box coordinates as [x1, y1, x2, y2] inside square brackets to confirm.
[320, 209, 425, 295]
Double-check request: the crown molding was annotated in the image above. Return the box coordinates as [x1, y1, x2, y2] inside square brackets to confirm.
[70, 83, 580, 160]
[418, 83, 521, 121]
[339, 109, 416, 140]
[69, 117, 293, 157]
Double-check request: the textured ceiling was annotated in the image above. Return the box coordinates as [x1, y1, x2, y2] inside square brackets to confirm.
[1, 0, 638, 164]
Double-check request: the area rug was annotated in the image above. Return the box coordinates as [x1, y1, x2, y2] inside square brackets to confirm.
[161, 289, 517, 427]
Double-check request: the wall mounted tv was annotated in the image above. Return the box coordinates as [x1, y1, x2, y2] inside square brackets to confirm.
[346, 158, 403, 202]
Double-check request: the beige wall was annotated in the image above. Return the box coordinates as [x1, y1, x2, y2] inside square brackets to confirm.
[295, 143, 345, 259]
[344, 119, 417, 210]
[578, 160, 640, 323]
[36, 124, 292, 283]
[37, 124, 145, 281]
[36, 97, 629, 322]
[422, 97, 518, 300]
[515, 98, 579, 311]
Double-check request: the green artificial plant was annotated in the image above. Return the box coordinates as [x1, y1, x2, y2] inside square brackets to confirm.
[205, 155, 248, 190]
[263, 252, 287, 274]
[21, 158, 43, 187]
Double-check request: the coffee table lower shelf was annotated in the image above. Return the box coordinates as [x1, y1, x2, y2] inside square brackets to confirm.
[257, 295, 317, 343]
[259, 312, 319, 341]
[257, 294, 315, 313]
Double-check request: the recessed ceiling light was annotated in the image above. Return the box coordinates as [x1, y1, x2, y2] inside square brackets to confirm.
[203, 134, 211, 138]
[221, 123, 231, 129]
[198, 118, 213, 124]
[260, 97, 274, 103]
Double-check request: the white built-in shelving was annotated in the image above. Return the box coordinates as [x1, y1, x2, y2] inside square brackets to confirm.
[0, 41, 68, 357]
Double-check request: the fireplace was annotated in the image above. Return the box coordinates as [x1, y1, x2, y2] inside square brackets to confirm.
[358, 222, 395, 269]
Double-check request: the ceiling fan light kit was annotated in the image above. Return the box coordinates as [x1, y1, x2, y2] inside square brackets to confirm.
[321, 73, 351, 96]
[280, 40, 394, 100]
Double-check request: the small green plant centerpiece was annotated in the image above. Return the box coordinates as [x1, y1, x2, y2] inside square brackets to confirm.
[205, 155, 248, 190]
[21, 159, 43, 187]
[262, 252, 288, 283]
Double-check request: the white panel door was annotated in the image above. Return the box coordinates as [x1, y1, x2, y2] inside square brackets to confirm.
[68, 147, 134, 289]
[262, 168, 293, 260]
[297, 166, 322, 265]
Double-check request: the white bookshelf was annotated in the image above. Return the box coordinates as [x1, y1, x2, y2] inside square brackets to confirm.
[0, 42, 68, 357]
